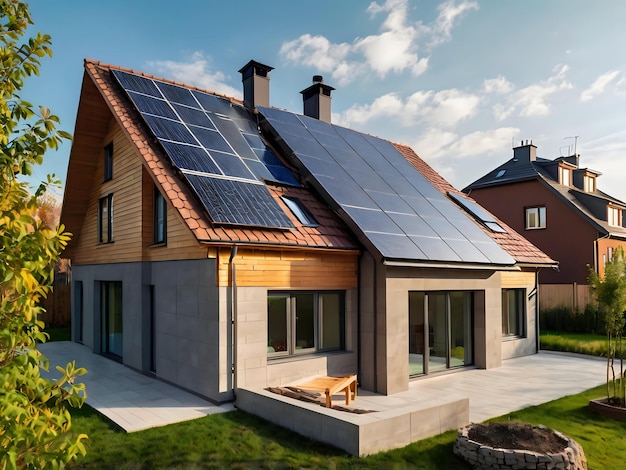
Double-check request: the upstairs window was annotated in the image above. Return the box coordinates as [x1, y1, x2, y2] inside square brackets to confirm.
[98, 193, 114, 243]
[525, 206, 546, 230]
[583, 174, 596, 193]
[608, 206, 622, 227]
[103, 142, 114, 182]
[558, 166, 571, 187]
[154, 187, 167, 244]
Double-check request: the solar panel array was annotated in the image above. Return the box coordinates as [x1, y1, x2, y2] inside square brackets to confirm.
[111, 69, 296, 229]
[447, 192, 507, 233]
[259, 106, 514, 265]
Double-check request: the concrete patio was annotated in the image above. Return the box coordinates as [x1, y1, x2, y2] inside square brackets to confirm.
[40, 341, 606, 454]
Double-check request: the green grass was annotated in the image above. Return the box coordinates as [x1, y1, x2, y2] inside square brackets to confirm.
[65, 384, 626, 469]
[540, 330, 608, 357]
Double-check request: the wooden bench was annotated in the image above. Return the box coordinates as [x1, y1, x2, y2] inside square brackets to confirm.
[294, 375, 357, 408]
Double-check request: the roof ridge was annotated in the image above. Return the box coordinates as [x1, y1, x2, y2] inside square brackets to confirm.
[84, 58, 244, 106]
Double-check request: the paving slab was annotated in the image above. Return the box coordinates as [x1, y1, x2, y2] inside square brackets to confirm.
[39, 341, 234, 432]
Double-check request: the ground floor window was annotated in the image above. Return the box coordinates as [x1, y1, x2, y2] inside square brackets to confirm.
[502, 288, 525, 337]
[408, 290, 474, 376]
[267, 291, 344, 357]
[101, 281, 123, 359]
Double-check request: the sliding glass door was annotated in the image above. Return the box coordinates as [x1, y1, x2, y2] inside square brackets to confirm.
[409, 291, 474, 376]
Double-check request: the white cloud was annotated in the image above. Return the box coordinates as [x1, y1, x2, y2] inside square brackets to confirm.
[280, 0, 475, 83]
[492, 64, 573, 120]
[580, 70, 621, 102]
[483, 76, 514, 94]
[335, 88, 480, 128]
[147, 52, 241, 98]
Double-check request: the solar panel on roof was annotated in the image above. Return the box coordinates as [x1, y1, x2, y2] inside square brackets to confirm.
[111, 69, 300, 229]
[258, 105, 515, 265]
[447, 192, 507, 233]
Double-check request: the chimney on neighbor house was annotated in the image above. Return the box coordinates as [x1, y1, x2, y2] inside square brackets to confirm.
[300, 75, 335, 123]
[513, 140, 537, 162]
[238, 60, 274, 111]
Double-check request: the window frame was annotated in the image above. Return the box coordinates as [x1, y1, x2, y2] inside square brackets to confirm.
[558, 165, 571, 187]
[502, 288, 526, 338]
[608, 205, 622, 227]
[583, 174, 596, 193]
[267, 291, 345, 358]
[153, 187, 167, 245]
[525, 206, 546, 230]
[103, 142, 114, 182]
[98, 193, 114, 244]
[281, 196, 319, 227]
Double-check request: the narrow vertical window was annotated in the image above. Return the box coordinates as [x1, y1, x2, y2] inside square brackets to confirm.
[98, 193, 114, 243]
[103, 142, 113, 182]
[502, 289, 525, 337]
[608, 206, 622, 227]
[154, 187, 167, 244]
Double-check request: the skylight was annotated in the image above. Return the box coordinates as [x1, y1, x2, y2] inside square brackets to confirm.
[496, 169, 506, 178]
[281, 196, 318, 227]
[447, 192, 506, 233]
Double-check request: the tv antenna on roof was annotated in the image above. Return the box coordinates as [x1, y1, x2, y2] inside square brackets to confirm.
[564, 135, 579, 156]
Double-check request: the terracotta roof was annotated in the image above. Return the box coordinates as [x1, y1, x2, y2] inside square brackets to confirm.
[393, 142, 556, 266]
[76, 59, 358, 251]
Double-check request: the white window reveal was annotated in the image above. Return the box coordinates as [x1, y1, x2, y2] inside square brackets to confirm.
[525, 206, 546, 230]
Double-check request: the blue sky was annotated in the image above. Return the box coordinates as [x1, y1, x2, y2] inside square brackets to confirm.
[24, 0, 626, 200]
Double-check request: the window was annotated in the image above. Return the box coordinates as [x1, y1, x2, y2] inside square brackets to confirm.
[502, 289, 525, 337]
[608, 206, 622, 227]
[103, 142, 113, 182]
[608, 246, 614, 262]
[525, 206, 546, 230]
[101, 281, 123, 358]
[558, 166, 571, 187]
[281, 196, 318, 227]
[98, 193, 114, 243]
[583, 174, 596, 193]
[267, 291, 344, 357]
[154, 187, 167, 244]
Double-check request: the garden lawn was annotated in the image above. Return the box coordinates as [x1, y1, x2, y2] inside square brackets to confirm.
[66, 384, 626, 469]
[540, 330, 607, 357]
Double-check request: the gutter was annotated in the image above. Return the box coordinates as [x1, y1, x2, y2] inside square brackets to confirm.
[382, 259, 520, 271]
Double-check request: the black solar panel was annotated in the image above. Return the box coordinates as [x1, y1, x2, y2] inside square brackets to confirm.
[111, 69, 298, 229]
[448, 192, 507, 233]
[258, 105, 515, 265]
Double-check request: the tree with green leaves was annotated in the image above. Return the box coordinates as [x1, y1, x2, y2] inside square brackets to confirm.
[588, 245, 626, 407]
[0, 1, 87, 468]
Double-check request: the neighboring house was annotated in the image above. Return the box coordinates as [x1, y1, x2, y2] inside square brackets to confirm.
[464, 141, 626, 308]
[61, 59, 555, 405]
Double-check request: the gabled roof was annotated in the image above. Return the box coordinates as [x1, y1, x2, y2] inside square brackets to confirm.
[61, 60, 358, 254]
[63, 59, 519, 268]
[463, 145, 626, 240]
[395, 143, 556, 267]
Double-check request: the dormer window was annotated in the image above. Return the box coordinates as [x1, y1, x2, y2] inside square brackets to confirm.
[583, 174, 596, 193]
[608, 205, 622, 227]
[558, 166, 571, 187]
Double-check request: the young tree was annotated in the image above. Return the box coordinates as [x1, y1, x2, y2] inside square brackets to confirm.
[588, 245, 626, 407]
[0, 1, 87, 468]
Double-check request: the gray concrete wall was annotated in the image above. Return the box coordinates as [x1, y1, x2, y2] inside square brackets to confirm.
[71, 259, 224, 401]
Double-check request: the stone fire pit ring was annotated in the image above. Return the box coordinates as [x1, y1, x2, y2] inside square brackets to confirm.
[453, 423, 587, 470]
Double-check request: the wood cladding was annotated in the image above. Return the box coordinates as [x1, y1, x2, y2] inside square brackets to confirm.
[215, 247, 358, 289]
[500, 270, 535, 288]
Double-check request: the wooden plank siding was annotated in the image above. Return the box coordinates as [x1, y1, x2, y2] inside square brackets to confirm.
[215, 247, 358, 289]
[500, 270, 535, 288]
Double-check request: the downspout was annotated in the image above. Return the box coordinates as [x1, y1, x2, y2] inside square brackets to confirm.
[373, 257, 378, 392]
[534, 269, 540, 354]
[229, 245, 238, 395]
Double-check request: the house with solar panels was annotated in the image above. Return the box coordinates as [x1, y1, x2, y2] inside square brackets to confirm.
[464, 141, 626, 310]
[60, 59, 555, 406]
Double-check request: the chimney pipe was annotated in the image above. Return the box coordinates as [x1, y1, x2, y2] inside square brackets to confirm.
[300, 75, 335, 123]
[238, 60, 274, 111]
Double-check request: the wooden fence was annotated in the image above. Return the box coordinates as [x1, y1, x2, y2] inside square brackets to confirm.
[40, 260, 72, 327]
[539, 283, 594, 312]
